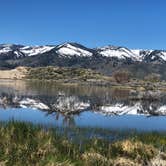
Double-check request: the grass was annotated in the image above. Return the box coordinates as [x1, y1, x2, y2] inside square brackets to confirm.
[0, 121, 165, 165]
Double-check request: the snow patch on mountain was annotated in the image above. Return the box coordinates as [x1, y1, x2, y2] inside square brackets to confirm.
[97, 46, 142, 61]
[56, 43, 93, 57]
[157, 52, 166, 61]
[20, 46, 55, 56]
[13, 51, 22, 58]
[0, 45, 13, 54]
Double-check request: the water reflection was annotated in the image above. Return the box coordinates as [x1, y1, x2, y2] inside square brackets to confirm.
[0, 80, 166, 130]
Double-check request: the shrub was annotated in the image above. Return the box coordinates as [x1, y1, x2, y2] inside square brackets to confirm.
[113, 70, 130, 83]
[144, 73, 161, 82]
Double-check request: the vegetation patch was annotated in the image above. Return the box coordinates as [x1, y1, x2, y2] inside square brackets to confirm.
[26, 66, 110, 82]
[0, 121, 165, 165]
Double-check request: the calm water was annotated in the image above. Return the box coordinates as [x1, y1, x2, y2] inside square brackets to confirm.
[0, 80, 166, 131]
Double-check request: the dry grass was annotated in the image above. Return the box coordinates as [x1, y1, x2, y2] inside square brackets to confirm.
[0, 121, 165, 165]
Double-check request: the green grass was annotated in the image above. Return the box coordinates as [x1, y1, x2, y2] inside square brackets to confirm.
[0, 121, 165, 165]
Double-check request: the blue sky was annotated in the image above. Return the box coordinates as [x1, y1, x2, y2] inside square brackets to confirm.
[0, 0, 166, 49]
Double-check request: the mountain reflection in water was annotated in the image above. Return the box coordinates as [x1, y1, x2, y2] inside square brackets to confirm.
[0, 80, 166, 131]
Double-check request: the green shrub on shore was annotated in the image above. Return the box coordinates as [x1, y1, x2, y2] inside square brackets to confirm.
[144, 73, 161, 83]
[0, 121, 165, 165]
[26, 66, 106, 81]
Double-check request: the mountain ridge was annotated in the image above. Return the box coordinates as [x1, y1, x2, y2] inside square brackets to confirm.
[0, 42, 166, 79]
[1, 42, 166, 62]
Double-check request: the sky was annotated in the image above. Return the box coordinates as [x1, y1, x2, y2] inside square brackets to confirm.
[0, 0, 166, 49]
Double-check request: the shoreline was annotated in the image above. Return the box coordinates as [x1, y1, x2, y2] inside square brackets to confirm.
[1, 78, 166, 91]
[0, 66, 166, 91]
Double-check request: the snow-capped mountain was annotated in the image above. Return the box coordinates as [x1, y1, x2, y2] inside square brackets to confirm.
[0, 42, 166, 78]
[0, 44, 55, 58]
[0, 44, 23, 58]
[95, 46, 166, 63]
[56, 43, 93, 57]
[143, 50, 166, 63]
[20, 45, 55, 57]
[0, 42, 166, 62]
[96, 46, 142, 61]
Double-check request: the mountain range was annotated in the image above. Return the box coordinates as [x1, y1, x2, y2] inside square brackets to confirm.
[0, 42, 166, 79]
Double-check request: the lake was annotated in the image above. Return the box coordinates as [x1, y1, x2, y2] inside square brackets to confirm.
[0, 80, 166, 131]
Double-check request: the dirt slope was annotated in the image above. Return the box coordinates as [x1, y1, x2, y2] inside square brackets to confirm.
[0, 67, 28, 79]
